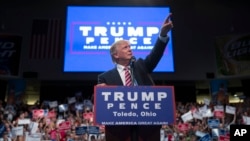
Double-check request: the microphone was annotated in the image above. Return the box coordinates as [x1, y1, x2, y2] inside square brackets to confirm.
[130, 56, 136, 66]
[130, 56, 136, 86]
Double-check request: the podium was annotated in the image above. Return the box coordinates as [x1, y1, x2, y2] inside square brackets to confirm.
[94, 86, 176, 141]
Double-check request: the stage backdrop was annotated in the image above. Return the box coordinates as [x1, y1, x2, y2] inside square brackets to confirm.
[0, 34, 22, 77]
[215, 33, 250, 77]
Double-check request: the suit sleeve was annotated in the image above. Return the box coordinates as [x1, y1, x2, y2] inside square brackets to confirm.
[97, 74, 106, 84]
[143, 37, 169, 73]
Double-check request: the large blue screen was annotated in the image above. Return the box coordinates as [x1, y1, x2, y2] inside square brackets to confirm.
[63, 6, 174, 72]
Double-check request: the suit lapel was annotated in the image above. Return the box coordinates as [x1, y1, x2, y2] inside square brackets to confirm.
[110, 68, 124, 85]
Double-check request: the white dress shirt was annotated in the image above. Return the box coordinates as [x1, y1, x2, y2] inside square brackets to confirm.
[116, 64, 138, 86]
[116, 64, 129, 86]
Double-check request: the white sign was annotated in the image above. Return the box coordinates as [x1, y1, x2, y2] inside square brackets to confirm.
[202, 109, 213, 117]
[193, 111, 203, 120]
[18, 118, 31, 125]
[12, 126, 23, 136]
[68, 97, 76, 104]
[204, 98, 210, 105]
[181, 111, 193, 123]
[214, 105, 224, 112]
[25, 133, 42, 141]
[242, 116, 250, 125]
[225, 105, 235, 115]
[29, 122, 39, 134]
[49, 101, 58, 108]
[199, 105, 207, 113]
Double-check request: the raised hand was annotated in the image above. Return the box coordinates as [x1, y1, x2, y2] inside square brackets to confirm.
[160, 13, 174, 37]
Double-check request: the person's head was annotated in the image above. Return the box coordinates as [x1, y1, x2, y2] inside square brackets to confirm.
[110, 40, 133, 66]
[90, 135, 96, 141]
[45, 126, 50, 133]
[18, 111, 25, 119]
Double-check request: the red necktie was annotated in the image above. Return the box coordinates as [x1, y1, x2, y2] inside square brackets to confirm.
[124, 67, 132, 86]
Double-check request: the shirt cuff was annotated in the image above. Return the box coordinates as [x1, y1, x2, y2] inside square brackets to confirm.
[159, 35, 169, 43]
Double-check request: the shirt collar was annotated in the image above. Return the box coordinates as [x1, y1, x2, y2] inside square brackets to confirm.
[116, 64, 130, 72]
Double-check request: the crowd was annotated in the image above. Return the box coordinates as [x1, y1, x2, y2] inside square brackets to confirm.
[0, 93, 250, 141]
[0, 94, 104, 141]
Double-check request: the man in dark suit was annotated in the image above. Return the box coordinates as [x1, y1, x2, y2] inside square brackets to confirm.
[97, 13, 173, 141]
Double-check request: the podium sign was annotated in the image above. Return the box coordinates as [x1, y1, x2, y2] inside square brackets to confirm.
[94, 86, 176, 125]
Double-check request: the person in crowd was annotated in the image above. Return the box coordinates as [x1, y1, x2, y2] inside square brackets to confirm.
[97, 13, 173, 141]
[90, 134, 97, 141]
[42, 126, 52, 140]
[4, 102, 16, 122]
[216, 83, 229, 105]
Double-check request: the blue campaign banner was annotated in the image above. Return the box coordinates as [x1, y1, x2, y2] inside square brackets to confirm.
[75, 126, 88, 135]
[208, 119, 220, 128]
[199, 134, 211, 141]
[64, 6, 174, 73]
[94, 86, 176, 125]
[88, 126, 100, 134]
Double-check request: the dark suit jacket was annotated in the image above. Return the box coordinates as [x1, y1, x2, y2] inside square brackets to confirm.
[98, 37, 169, 85]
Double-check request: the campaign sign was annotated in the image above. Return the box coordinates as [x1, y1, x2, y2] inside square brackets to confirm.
[212, 128, 219, 138]
[26, 133, 42, 141]
[208, 119, 220, 128]
[47, 111, 57, 118]
[32, 109, 46, 119]
[58, 121, 71, 131]
[83, 112, 94, 121]
[178, 123, 189, 132]
[199, 134, 211, 141]
[75, 126, 88, 135]
[94, 86, 175, 125]
[214, 111, 224, 118]
[88, 126, 100, 134]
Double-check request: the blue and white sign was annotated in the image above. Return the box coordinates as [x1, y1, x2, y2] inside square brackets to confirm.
[208, 119, 220, 128]
[75, 126, 88, 135]
[94, 86, 176, 125]
[199, 134, 211, 141]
